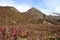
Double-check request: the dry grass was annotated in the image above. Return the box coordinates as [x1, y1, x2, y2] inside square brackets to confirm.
[0, 24, 60, 40]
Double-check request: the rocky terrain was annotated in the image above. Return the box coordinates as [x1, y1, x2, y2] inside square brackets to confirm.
[0, 6, 60, 26]
[0, 6, 46, 26]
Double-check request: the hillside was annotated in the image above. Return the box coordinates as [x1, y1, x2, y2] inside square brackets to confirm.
[0, 6, 60, 25]
[45, 15, 60, 25]
[0, 6, 25, 25]
[22, 7, 46, 24]
[0, 6, 47, 25]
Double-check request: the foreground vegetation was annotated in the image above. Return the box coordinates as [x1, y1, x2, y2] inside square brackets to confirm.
[0, 24, 60, 40]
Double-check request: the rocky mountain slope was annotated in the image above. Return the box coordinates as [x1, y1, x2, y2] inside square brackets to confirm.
[0, 6, 60, 25]
[0, 6, 25, 25]
[0, 6, 46, 25]
[22, 7, 46, 24]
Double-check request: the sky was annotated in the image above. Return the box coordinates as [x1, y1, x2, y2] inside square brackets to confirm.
[0, 0, 60, 15]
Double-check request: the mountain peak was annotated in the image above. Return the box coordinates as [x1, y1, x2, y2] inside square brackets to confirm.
[29, 7, 38, 11]
[31, 7, 36, 9]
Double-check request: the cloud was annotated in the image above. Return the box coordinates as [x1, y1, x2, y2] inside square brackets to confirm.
[0, 0, 14, 6]
[14, 4, 31, 12]
[53, 6, 60, 13]
[44, 0, 60, 13]
[0, 0, 60, 14]
[0, 0, 31, 12]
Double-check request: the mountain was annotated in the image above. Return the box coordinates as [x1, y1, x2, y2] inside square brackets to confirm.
[0, 6, 46, 25]
[24, 7, 46, 24]
[26, 7, 45, 19]
[0, 6, 25, 25]
[45, 15, 60, 25]
[0, 6, 58, 25]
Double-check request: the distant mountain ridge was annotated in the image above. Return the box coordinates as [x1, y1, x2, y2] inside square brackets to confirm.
[0, 6, 60, 25]
[0, 6, 25, 25]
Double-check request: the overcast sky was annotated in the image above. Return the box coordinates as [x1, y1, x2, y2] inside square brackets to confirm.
[0, 0, 60, 15]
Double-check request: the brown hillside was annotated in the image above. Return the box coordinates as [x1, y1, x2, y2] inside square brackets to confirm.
[0, 6, 25, 25]
[22, 7, 46, 24]
[0, 6, 55, 25]
[27, 7, 45, 19]
[0, 6, 45, 25]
